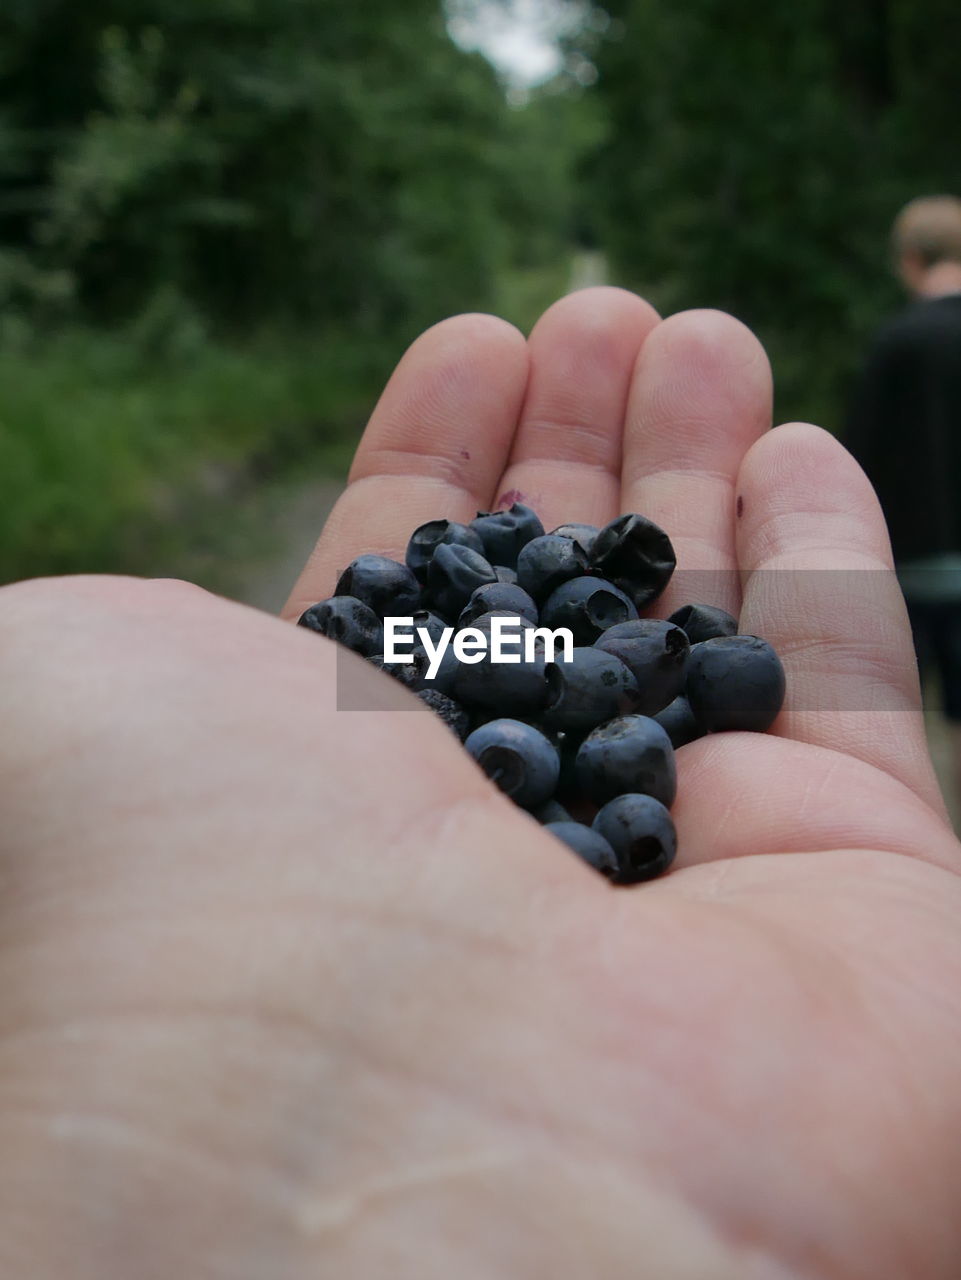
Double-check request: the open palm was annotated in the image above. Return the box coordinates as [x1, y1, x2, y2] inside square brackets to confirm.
[1, 288, 959, 1278]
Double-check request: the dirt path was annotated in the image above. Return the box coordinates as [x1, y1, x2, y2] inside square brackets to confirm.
[230, 476, 344, 614]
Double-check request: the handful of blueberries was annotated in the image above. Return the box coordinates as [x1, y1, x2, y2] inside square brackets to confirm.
[299, 504, 785, 886]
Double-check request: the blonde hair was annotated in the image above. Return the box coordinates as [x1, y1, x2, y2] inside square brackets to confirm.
[893, 195, 961, 267]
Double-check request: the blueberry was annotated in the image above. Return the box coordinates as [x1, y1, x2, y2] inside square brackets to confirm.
[464, 718, 560, 810]
[415, 689, 471, 740]
[685, 635, 786, 732]
[335, 554, 422, 619]
[652, 695, 703, 749]
[297, 596, 384, 657]
[426, 543, 497, 618]
[470, 503, 545, 569]
[593, 619, 690, 716]
[574, 714, 677, 807]
[410, 609, 449, 646]
[416, 642, 460, 696]
[667, 603, 739, 644]
[540, 576, 637, 646]
[533, 797, 573, 825]
[545, 821, 618, 877]
[381, 650, 431, 691]
[589, 513, 676, 607]
[405, 519, 485, 582]
[516, 534, 590, 602]
[549, 523, 600, 557]
[493, 565, 519, 585]
[458, 582, 539, 627]
[542, 648, 641, 733]
[592, 794, 677, 883]
[453, 622, 547, 716]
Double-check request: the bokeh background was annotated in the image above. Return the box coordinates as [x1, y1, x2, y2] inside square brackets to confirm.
[2, 0, 959, 808]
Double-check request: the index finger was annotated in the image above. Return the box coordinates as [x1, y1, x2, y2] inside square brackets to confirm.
[282, 314, 529, 619]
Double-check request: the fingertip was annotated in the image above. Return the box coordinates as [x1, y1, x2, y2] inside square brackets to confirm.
[736, 421, 892, 569]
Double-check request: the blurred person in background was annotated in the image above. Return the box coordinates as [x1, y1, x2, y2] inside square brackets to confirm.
[846, 195, 961, 802]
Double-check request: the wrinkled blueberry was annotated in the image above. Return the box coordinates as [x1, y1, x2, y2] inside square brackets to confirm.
[574, 714, 677, 808]
[415, 689, 471, 740]
[426, 543, 497, 618]
[540, 576, 637, 646]
[542, 648, 641, 734]
[594, 619, 690, 716]
[335, 554, 421, 619]
[592, 793, 677, 883]
[685, 635, 786, 732]
[668, 603, 739, 644]
[470, 503, 545, 568]
[550, 523, 600, 557]
[653, 695, 703, 749]
[516, 534, 590, 602]
[297, 596, 383, 657]
[405, 519, 485, 582]
[589, 513, 676, 608]
[459, 582, 539, 627]
[465, 718, 560, 810]
[546, 821, 618, 877]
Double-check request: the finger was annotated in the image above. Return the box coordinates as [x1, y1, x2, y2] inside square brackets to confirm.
[621, 310, 772, 616]
[668, 734, 959, 871]
[282, 314, 529, 618]
[492, 288, 660, 531]
[735, 422, 946, 817]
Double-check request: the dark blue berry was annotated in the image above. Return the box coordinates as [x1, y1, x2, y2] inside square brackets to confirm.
[405, 519, 484, 582]
[335, 554, 421, 619]
[453, 628, 547, 716]
[458, 582, 539, 627]
[297, 596, 384, 657]
[415, 689, 471, 740]
[542, 648, 641, 733]
[410, 609, 449, 646]
[574, 714, 677, 808]
[540, 576, 637, 646]
[545, 821, 618, 877]
[592, 794, 677, 883]
[426, 543, 497, 618]
[470, 503, 545, 569]
[533, 797, 574, 825]
[685, 635, 786, 732]
[594, 619, 690, 716]
[652, 695, 703, 749]
[465, 718, 560, 810]
[516, 534, 590, 602]
[589, 513, 676, 608]
[668, 603, 739, 644]
[381, 650, 431, 691]
[550, 523, 600, 557]
[493, 565, 519, 585]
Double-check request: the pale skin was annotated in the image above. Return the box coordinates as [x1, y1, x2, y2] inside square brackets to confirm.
[1, 287, 960, 1279]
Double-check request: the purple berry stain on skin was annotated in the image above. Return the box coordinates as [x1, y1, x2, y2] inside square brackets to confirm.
[736, 495, 745, 518]
[497, 489, 527, 509]
[461, 450, 471, 460]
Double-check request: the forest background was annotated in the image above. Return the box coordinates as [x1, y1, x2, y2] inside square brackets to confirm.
[2, 0, 959, 586]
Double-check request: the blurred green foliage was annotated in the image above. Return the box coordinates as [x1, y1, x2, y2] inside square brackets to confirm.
[588, 0, 961, 429]
[0, 1, 592, 582]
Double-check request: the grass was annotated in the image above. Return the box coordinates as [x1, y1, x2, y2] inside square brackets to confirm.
[0, 257, 582, 591]
[0, 326, 388, 586]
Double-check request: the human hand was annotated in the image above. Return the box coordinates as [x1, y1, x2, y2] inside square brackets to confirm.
[1, 288, 959, 1279]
